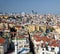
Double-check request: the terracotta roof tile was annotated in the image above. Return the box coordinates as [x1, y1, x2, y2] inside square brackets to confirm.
[2, 20, 7, 23]
[0, 38, 5, 44]
[51, 39, 57, 44]
[15, 26, 21, 28]
[34, 36, 51, 42]
[11, 32, 17, 34]
[16, 36, 25, 38]
[41, 36, 51, 42]
[8, 22, 15, 24]
[0, 28, 3, 30]
[49, 43, 59, 47]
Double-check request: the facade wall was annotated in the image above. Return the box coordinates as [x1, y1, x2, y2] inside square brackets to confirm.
[0, 46, 4, 54]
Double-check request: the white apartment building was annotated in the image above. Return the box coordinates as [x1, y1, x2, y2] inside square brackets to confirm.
[12, 36, 30, 54]
[32, 35, 60, 54]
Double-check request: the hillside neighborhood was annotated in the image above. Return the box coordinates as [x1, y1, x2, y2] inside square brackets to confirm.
[0, 13, 60, 54]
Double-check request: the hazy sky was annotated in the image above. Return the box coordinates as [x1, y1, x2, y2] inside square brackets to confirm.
[0, 0, 60, 14]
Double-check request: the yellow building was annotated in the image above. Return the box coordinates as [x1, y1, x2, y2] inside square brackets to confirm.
[27, 24, 35, 33]
[35, 25, 46, 32]
[40, 25, 46, 32]
[3, 23, 8, 29]
[25, 24, 46, 33]
[0, 23, 4, 29]
[4, 15, 9, 19]
[35, 25, 40, 31]
[53, 26, 60, 34]
[0, 15, 9, 19]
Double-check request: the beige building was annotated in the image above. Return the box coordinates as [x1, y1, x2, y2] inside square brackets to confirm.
[35, 25, 40, 31]
[40, 25, 46, 32]
[25, 24, 46, 33]
[0, 46, 4, 54]
[27, 24, 35, 33]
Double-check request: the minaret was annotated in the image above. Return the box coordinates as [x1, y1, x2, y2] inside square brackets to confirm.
[15, 37, 18, 54]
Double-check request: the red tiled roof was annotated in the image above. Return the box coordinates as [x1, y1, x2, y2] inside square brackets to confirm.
[36, 38, 41, 42]
[51, 39, 57, 44]
[33, 35, 60, 47]
[34, 35, 41, 41]
[0, 28, 3, 30]
[16, 36, 25, 38]
[34, 35, 40, 38]
[15, 26, 21, 28]
[49, 43, 59, 47]
[33, 35, 51, 42]
[57, 25, 60, 27]
[11, 32, 17, 34]
[41, 36, 51, 42]
[8, 22, 15, 24]
[2, 20, 7, 23]
[49, 40, 60, 47]
[0, 38, 5, 44]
